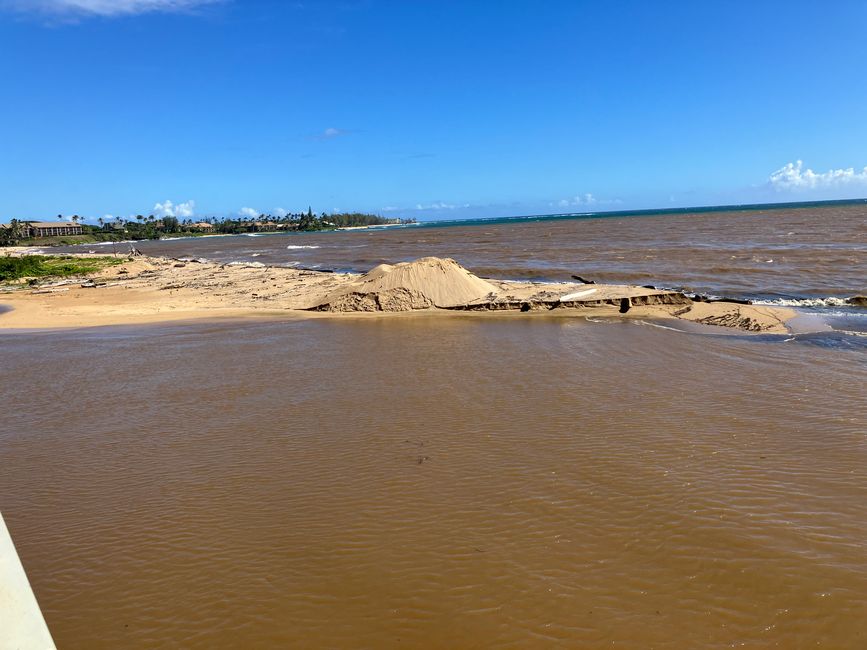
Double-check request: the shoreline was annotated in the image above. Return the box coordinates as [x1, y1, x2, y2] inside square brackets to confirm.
[8, 222, 412, 250]
[0, 253, 797, 332]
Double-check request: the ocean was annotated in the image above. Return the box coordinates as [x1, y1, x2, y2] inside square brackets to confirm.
[65, 200, 866, 302]
[2, 201, 866, 648]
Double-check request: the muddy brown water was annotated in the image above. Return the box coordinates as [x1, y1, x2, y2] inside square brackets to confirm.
[1, 314, 866, 648]
[62, 203, 867, 300]
[7, 203, 867, 647]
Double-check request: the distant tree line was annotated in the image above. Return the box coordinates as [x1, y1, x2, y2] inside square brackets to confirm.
[97, 208, 414, 238]
[0, 210, 415, 245]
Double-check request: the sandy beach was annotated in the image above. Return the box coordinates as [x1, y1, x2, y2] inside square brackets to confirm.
[0, 251, 795, 332]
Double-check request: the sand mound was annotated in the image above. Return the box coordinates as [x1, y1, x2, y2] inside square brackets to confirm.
[311, 257, 498, 311]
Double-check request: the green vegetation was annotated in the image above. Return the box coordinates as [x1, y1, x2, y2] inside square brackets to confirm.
[326, 212, 407, 228]
[0, 255, 124, 282]
[17, 233, 129, 247]
[106, 207, 413, 237]
[173, 208, 414, 235]
[0, 219, 28, 246]
[2, 209, 416, 247]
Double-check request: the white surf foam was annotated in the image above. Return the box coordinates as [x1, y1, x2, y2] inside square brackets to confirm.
[753, 297, 851, 308]
[81, 240, 137, 246]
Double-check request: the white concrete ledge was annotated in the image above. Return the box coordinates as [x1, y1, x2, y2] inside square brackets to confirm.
[0, 512, 55, 650]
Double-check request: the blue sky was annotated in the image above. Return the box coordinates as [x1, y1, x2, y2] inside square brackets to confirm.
[1, 0, 866, 222]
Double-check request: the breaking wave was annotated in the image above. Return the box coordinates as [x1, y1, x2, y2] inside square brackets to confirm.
[753, 297, 852, 308]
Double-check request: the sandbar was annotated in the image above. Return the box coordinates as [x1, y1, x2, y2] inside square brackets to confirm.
[0, 253, 795, 332]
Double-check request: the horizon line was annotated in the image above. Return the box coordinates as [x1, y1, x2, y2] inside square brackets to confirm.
[4, 196, 867, 227]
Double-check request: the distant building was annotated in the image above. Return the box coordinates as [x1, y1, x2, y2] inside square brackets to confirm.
[189, 222, 215, 231]
[24, 221, 83, 237]
[252, 221, 278, 232]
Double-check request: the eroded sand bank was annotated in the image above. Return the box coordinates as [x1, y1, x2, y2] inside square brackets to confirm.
[0, 254, 795, 332]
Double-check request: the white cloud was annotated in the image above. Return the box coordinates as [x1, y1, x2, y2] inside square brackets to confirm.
[413, 202, 470, 211]
[557, 193, 597, 208]
[314, 127, 350, 140]
[554, 193, 621, 208]
[273, 207, 289, 218]
[238, 207, 259, 219]
[380, 202, 469, 212]
[769, 160, 867, 191]
[153, 199, 195, 218]
[4, 0, 222, 16]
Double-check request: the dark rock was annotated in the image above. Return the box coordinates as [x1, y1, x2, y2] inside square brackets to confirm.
[571, 275, 595, 284]
[708, 297, 752, 305]
[298, 266, 334, 273]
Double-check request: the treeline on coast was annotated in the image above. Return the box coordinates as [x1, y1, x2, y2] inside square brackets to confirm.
[0, 209, 415, 246]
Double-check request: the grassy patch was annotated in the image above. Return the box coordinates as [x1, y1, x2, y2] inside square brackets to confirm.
[0, 255, 124, 282]
[16, 233, 128, 247]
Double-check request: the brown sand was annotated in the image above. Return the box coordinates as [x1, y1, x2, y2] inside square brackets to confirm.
[0, 253, 795, 332]
[312, 257, 500, 311]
